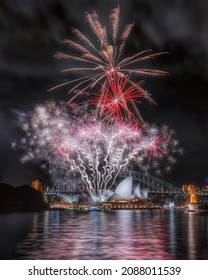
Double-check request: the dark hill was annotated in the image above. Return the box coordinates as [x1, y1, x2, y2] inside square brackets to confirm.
[0, 183, 48, 211]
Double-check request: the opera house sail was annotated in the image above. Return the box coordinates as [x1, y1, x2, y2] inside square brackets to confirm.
[114, 176, 133, 200]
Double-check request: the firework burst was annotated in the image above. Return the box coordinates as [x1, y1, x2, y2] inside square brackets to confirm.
[13, 102, 181, 199]
[49, 6, 167, 120]
[90, 72, 147, 121]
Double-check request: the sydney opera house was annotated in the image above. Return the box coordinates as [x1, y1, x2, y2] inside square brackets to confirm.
[58, 176, 148, 205]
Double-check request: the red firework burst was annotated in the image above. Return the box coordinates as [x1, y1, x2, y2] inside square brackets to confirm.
[90, 72, 148, 121]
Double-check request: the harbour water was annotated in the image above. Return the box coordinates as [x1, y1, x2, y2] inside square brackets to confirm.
[1, 209, 208, 259]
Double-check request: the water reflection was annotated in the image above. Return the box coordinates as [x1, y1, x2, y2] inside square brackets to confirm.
[0, 210, 208, 259]
[0, 212, 34, 259]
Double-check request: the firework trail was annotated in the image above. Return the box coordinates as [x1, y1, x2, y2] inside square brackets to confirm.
[13, 102, 182, 200]
[49, 6, 167, 120]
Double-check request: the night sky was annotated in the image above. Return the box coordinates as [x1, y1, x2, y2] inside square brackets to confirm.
[0, 0, 208, 188]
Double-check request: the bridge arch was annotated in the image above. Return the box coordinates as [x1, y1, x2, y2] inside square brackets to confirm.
[46, 171, 185, 197]
[119, 171, 184, 195]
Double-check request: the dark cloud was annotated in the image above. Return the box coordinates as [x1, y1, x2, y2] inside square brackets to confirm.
[0, 0, 208, 187]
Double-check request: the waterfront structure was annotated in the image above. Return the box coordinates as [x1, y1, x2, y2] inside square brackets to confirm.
[46, 172, 186, 209]
[47, 172, 183, 196]
[60, 193, 80, 203]
[114, 176, 133, 200]
[182, 185, 197, 203]
[45, 172, 191, 210]
[113, 176, 149, 200]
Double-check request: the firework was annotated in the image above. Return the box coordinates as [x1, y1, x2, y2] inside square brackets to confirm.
[49, 6, 167, 120]
[13, 7, 182, 199]
[90, 72, 146, 121]
[13, 102, 181, 200]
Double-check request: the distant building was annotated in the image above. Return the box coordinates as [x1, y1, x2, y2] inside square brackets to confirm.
[182, 184, 197, 203]
[60, 193, 80, 203]
[32, 179, 44, 192]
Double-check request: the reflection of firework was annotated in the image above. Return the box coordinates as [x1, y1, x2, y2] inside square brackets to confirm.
[50, 6, 167, 119]
[13, 102, 181, 198]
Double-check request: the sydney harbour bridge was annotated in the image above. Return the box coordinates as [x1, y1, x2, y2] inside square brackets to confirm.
[120, 171, 183, 195]
[45, 171, 189, 208]
[46, 171, 184, 195]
